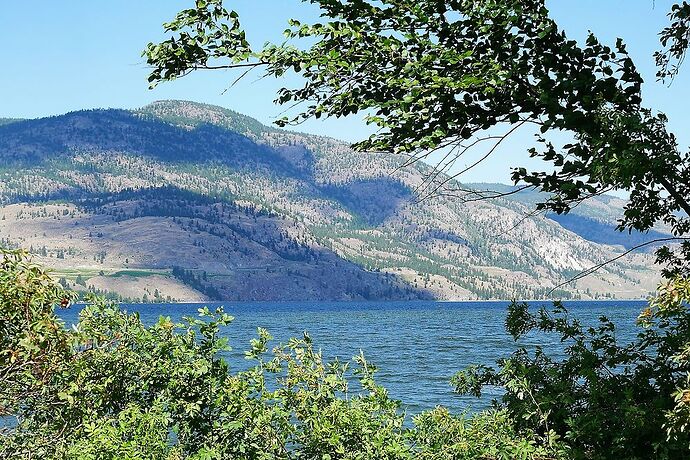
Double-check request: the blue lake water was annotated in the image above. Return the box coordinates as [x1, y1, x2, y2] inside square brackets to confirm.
[56, 300, 647, 415]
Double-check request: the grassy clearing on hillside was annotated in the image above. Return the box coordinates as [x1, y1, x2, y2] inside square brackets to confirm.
[109, 269, 169, 278]
[52, 268, 170, 280]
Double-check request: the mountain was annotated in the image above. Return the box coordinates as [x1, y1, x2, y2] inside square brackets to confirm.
[0, 100, 662, 301]
[466, 183, 672, 250]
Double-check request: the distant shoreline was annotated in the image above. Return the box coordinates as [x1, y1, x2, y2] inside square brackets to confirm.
[69, 298, 650, 307]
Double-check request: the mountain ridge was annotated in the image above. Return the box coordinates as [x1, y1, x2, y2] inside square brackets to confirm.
[0, 100, 661, 301]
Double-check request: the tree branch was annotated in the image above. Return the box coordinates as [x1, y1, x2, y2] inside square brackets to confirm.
[548, 237, 690, 296]
[658, 175, 690, 217]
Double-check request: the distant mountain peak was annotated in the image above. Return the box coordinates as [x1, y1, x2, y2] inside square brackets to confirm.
[0, 118, 23, 127]
[138, 100, 277, 137]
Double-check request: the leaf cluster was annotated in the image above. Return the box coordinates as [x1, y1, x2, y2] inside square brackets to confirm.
[454, 280, 690, 459]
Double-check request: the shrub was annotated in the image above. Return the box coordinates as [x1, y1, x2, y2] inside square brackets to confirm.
[454, 277, 690, 459]
[0, 249, 559, 459]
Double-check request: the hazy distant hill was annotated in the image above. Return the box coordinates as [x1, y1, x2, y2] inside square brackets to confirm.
[0, 100, 662, 301]
[466, 183, 671, 250]
[0, 118, 22, 127]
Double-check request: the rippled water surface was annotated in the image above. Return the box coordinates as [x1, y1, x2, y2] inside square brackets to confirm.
[57, 300, 646, 414]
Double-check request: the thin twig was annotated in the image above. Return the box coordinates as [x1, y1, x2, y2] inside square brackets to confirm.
[418, 122, 527, 201]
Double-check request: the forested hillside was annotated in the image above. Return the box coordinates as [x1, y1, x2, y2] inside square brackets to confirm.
[0, 100, 661, 301]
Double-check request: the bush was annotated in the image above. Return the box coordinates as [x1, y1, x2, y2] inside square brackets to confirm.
[412, 407, 566, 459]
[454, 277, 690, 459]
[0, 249, 559, 459]
[4, 248, 690, 459]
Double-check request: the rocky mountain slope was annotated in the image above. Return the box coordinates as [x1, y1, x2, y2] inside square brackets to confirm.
[0, 101, 663, 301]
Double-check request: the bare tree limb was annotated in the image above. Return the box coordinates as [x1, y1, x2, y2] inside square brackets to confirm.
[417, 121, 527, 202]
[548, 237, 690, 296]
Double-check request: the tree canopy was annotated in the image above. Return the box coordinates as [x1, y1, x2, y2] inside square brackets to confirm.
[145, 1, 690, 270]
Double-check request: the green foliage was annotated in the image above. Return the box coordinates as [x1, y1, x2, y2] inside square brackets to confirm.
[143, 8, 690, 452]
[412, 407, 566, 460]
[655, 2, 690, 82]
[1, 250, 560, 459]
[454, 278, 690, 458]
[0, 249, 76, 453]
[63, 403, 176, 460]
[144, 2, 252, 88]
[646, 277, 690, 442]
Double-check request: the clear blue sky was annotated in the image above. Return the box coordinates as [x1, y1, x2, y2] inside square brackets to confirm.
[2, 1, 688, 183]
